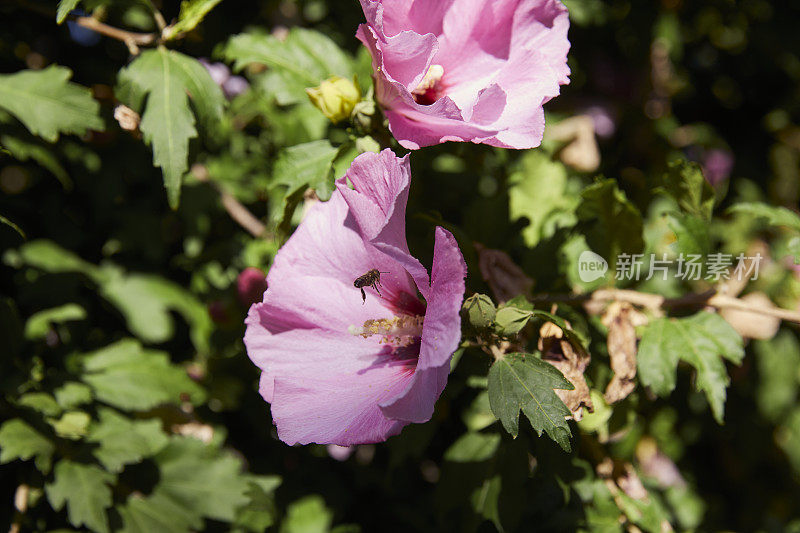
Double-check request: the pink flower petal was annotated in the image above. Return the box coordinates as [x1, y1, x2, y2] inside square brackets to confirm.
[244, 151, 466, 445]
[336, 149, 411, 249]
[358, 0, 571, 149]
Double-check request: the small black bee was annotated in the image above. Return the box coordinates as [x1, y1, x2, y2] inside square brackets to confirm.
[353, 269, 389, 304]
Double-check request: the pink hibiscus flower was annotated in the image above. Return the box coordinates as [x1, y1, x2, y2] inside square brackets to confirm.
[244, 150, 467, 445]
[357, 0, 571, 149]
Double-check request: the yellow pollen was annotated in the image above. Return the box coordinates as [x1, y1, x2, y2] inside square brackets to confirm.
[412, 64, 444, 95]
[348, 315, 424, 348]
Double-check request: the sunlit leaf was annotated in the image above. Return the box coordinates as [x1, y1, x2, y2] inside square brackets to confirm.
[24, 304, 87, 340]
[224, 28, 353, 88]
[0, 419, 55, 472]
[88, 408, 169, 473]
[117, 49, 224, 208]
[163, 0, 224, 40]
[150, 437, 251, 523]
[444, 432, 501, 463]
[280, 495, 333, 533]
[659, 160, 715, 220]
[487, 353, 573, 451]
[56, 0, 81, 24]
[577, 178, 644, 269]
[81, 339, 206, 411]
[0, 66, 102, 142]
[638, 312, 744, 422]
[46, 460, 115, 533]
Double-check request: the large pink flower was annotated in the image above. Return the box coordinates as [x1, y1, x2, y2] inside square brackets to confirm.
[357, 0, 571, 150]
[244, 150, 467, 445]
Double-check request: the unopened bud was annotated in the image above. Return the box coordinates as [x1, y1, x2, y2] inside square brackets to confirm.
[462, 293, 496, 330]
[306, 76, 361, 124]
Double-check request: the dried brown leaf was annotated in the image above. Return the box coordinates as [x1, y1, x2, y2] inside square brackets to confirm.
[544, 115, 601, 172]
[602, 302, 641, 404]
[475, 244, 533, 304]
[539, 321, 593, 420]
[720, 291, 780, 340]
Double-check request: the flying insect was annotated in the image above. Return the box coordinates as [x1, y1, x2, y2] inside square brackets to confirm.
[353, 269, 389, 304]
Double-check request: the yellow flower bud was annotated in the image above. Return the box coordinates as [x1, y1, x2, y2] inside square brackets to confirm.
[306, 76, 361, 124]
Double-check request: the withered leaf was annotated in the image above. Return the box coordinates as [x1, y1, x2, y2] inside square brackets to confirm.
[602, 302, 640, 404]
[475, 244, 533, 304]
[720, 291, 780, 340]
[538, 321, 593, 420]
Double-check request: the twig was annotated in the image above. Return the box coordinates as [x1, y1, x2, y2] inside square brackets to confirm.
[192, 166, 267, 238]
[70, 15, 156, 55]
[530, 288, 800, 324]
[15, 0, 158, 55]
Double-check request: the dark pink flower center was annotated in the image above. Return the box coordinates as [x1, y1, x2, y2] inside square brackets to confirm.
[412, 64, 445, 105]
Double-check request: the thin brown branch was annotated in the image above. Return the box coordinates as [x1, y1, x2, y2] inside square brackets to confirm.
[15, 1, 157, 55]
[219, 190, 268, 238]
[70, 15, 156, 55]
[192, 166, 267, 238]
[530, 288, 800, 325]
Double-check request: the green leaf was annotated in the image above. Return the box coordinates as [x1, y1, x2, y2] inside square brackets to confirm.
[668, 214, 711, 257]
[638, 312, 744, 422]
[487, 353, 573, 451]
[117, 49, 224, 208]
[271, 140, 339, 232]
[0, 214, 25, 239]
[8, 239, 101, 277]
[88, 408, 169, 473]
[119, 493, 201, 533]
[56, 0, 81, 23]
[280, 495, 333, 533]
[494, 300, 586, 346]
[99, 273, 213, 352]
[163, 0, 223, 39]
[151, 437, 250, 523]
[224, 28, 353, 88]
[10, 240, 212, 352]
[444, 432, 502, 463]
[728, 202, 800, 232]
[54, 382, 93, 409]
[576, 178, 644, 269]
[46, 460, 115, 533]
[49, 410, 91, 440]
[82, 339, 206, 410]
[18, 392, 62, 416]
[777, 408, 800, 474]
[0, 66, 102, 142]
[508, 150, 577, 247]
[463, 293, 497, 330]
[24, 304, 87, 340]
[0, 419, 55, 472]
[234, 477, 283, 532]
[462, 391, 496, 432]
[494, 306, 536, 336]
[637, 319, 682, 397]
[660, 160, 715, 220]
[754, 331, 800, 423]
[1, 134, 71, 188]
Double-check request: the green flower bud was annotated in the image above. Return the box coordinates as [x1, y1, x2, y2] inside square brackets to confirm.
[306, 76, 361, 124]
[462, 293, 496, 330]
